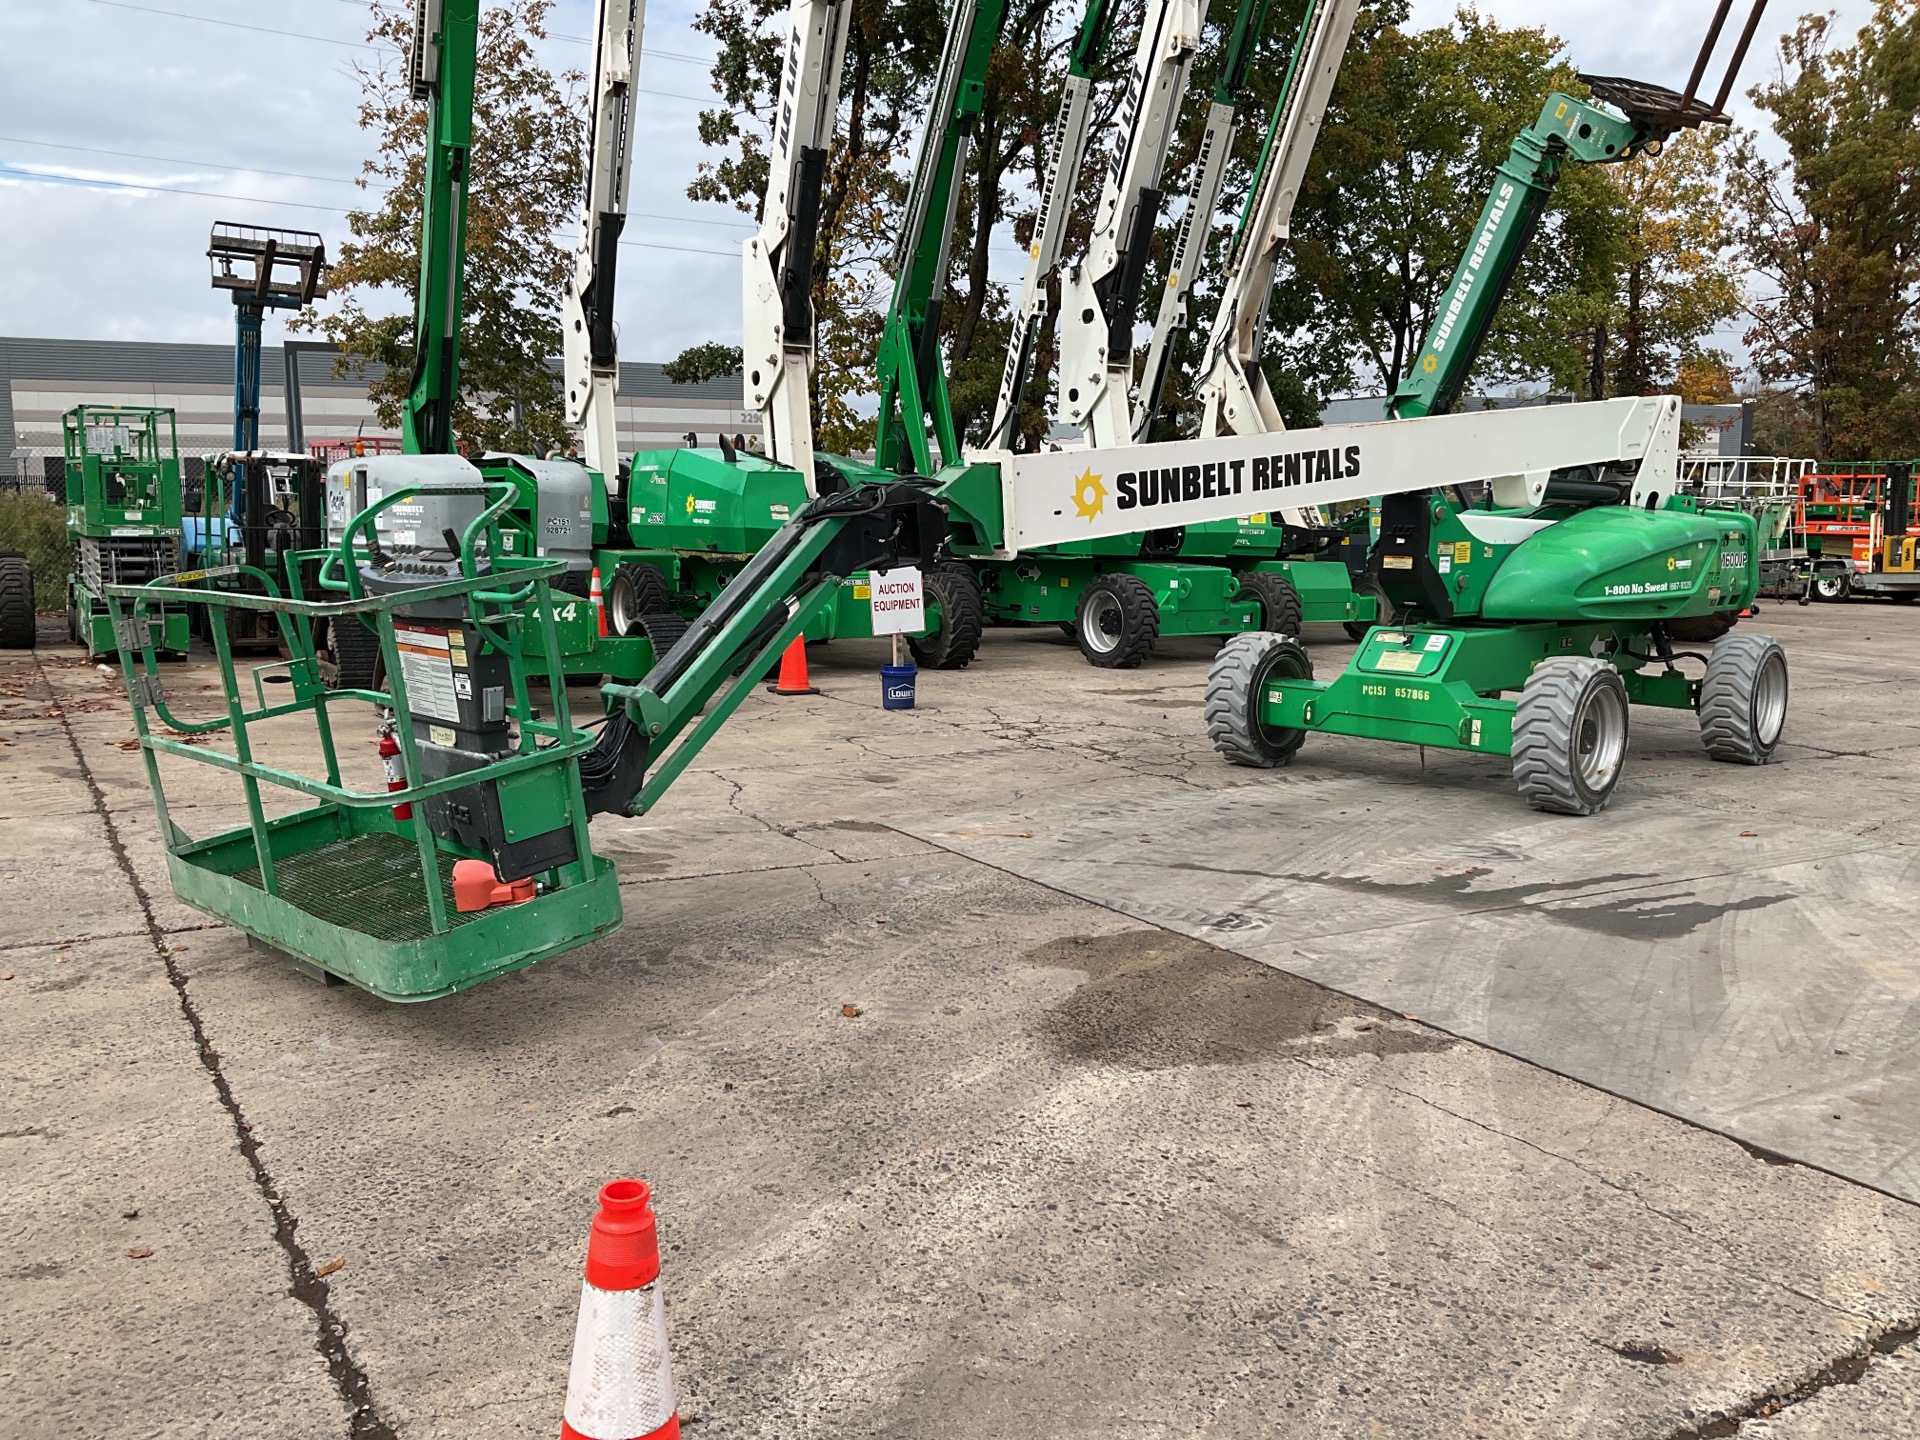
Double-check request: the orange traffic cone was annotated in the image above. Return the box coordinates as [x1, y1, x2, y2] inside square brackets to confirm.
[766, 635, 819, 695]
[560, 1180, 680, 1440]
[591, 566, 609, 638]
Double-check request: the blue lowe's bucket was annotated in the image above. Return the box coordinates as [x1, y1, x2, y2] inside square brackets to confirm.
[880, 661, 918, 710]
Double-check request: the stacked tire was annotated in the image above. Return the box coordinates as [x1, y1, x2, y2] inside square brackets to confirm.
[0, 552, 35, 650]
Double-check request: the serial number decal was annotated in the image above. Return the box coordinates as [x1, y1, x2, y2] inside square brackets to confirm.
[1721, 551, 1749, 569]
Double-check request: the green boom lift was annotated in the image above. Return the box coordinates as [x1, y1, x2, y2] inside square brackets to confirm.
[1203, 1, 1788, 814]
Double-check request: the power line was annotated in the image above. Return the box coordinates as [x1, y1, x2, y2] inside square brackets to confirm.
[0, 135, 361, 187]
[88, 0, 382, 50]
[0, 164, 744, 257]
[1, 138, 758, 228]
[90, 0, 722, 77]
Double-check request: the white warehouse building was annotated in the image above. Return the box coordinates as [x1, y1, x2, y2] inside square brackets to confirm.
[0, 335, 760, 485]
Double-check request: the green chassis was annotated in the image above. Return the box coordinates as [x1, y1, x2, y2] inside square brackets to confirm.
[1268, 620, 1695, 756]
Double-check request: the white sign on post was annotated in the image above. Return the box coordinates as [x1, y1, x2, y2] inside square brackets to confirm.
[868, 566, 924, 635]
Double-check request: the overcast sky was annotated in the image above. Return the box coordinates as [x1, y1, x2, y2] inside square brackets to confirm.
[0, 0, 1878, 365]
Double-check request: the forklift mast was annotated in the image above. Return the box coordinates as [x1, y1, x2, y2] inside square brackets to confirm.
[206, 222, 329, 454]
[1387, 0, 1768, 420]
[873, 0, 1013, 478]
[402, 0, 480, 455]
[742, 0, 852, 493]
[1130, 0, 1277, 442]
[985, 0, 1120, 452]
[564, 0, 647, 478]
[1191, 0, 1359, 442]
[1055, 0, 1209, 449]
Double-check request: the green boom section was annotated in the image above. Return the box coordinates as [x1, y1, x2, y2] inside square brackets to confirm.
[873, 0, 1010, 477]
[402, 0, 479, 455]
[1388, 93, 1648, 421]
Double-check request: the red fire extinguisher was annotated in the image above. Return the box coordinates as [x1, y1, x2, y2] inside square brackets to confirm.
[377, 719, 412, 821]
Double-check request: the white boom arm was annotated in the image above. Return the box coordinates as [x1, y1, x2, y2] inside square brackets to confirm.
[1000, 395, 1683, 552]
[1194, 0, 1358, 440]
[1130, 84, 1234, 441]
[564, 0, 646, 476]
[985, 64, 1098, 450]
[742, 0, 850, 495]
[1057, 0, 1209, 449]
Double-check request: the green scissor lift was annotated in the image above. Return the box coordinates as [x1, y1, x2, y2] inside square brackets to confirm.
[64, 404, 191, 659]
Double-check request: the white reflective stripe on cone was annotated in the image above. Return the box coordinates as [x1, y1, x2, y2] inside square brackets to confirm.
[564, 1280, 678, 1438]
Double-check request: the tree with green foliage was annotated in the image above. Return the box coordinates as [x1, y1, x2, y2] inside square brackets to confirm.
[1585, 127, 1741, 400]
[1728, 1, 1919, 460]
[1243, 4, 1620, 423]
[300, 0, 584, 456]
[662, 342, 744, 385]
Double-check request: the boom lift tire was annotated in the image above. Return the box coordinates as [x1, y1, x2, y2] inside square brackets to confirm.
[1234, 570, 1302, 635]
[608, 562, 672, 637]
[1511, 658, 1630, 815]
[327, 614, 382, 691]
[1075, 573, 1159, 669]
[68, 592, 83, 647]
[1697, 633, 1788, 766]
[1343, 620, 1373, 641]
[1811, 571, 1850, 602]
[1205, 631, 1311, 768]
[0, 553, 36, 649]
[910, 561, 984, 669]
[1665, 612, 1740, 644]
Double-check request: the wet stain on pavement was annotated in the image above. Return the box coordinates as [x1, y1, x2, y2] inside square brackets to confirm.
[1172, 862, 1793, 940]
[1023, 929, 1454, 1069]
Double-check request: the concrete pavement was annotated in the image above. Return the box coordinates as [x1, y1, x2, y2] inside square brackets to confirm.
[5, 603, 1919, 1438]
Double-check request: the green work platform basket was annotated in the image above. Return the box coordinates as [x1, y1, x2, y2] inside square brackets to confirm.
[104, 483, 624, 1000]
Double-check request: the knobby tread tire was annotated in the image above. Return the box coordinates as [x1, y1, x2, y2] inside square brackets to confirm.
[1511, 657, 1629, 816]
[910, 561, 984, 669]
[1205, 631, 1311, 769]
[1076, 573, 1159, 669]
[609, 561, 672, 636]
[634, 611, 690, 660]
[0, 555, 36, 649]
[1236, 570, 1303, 636]
[1698, 632, 1788, 765]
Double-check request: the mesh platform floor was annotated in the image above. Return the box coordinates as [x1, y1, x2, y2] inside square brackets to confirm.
[234, 831, 486, 943]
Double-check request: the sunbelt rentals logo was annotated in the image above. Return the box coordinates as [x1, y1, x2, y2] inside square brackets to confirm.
[1073, 468, 1107, 521]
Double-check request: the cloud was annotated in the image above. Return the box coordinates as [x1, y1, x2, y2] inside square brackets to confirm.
[1, 0, 1882, 371]
[0, 0, 746, 356]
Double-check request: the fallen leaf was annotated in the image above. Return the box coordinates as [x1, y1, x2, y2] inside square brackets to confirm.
[314, 1256, 346, 1279]
[1235, 1101, 1254, 1109]
[1739, 831, 1758, 838]
[126, 1247, 153, 1259]
[0, 973, 12, 982]
[122, 1209, 140, 1220]
[841, 1005, 862, 1019]
[1587, 1260, 1613, 1270]
[1401, 1012, 1421, 1022]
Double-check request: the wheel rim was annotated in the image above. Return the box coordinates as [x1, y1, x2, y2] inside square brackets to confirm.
[1815, 575, 1844, 598]
[1082, 594, 1124, 654]
[1572, 683, 1628, 794]
[1752, 651, 1788, 745]
[1254, 649, 1310, 750]
[608, 576, 636, 636]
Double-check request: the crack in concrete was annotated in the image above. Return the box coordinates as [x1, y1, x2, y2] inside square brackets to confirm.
[1659, 1315, 1920, 1438]
[39, 655, 393, 1440]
